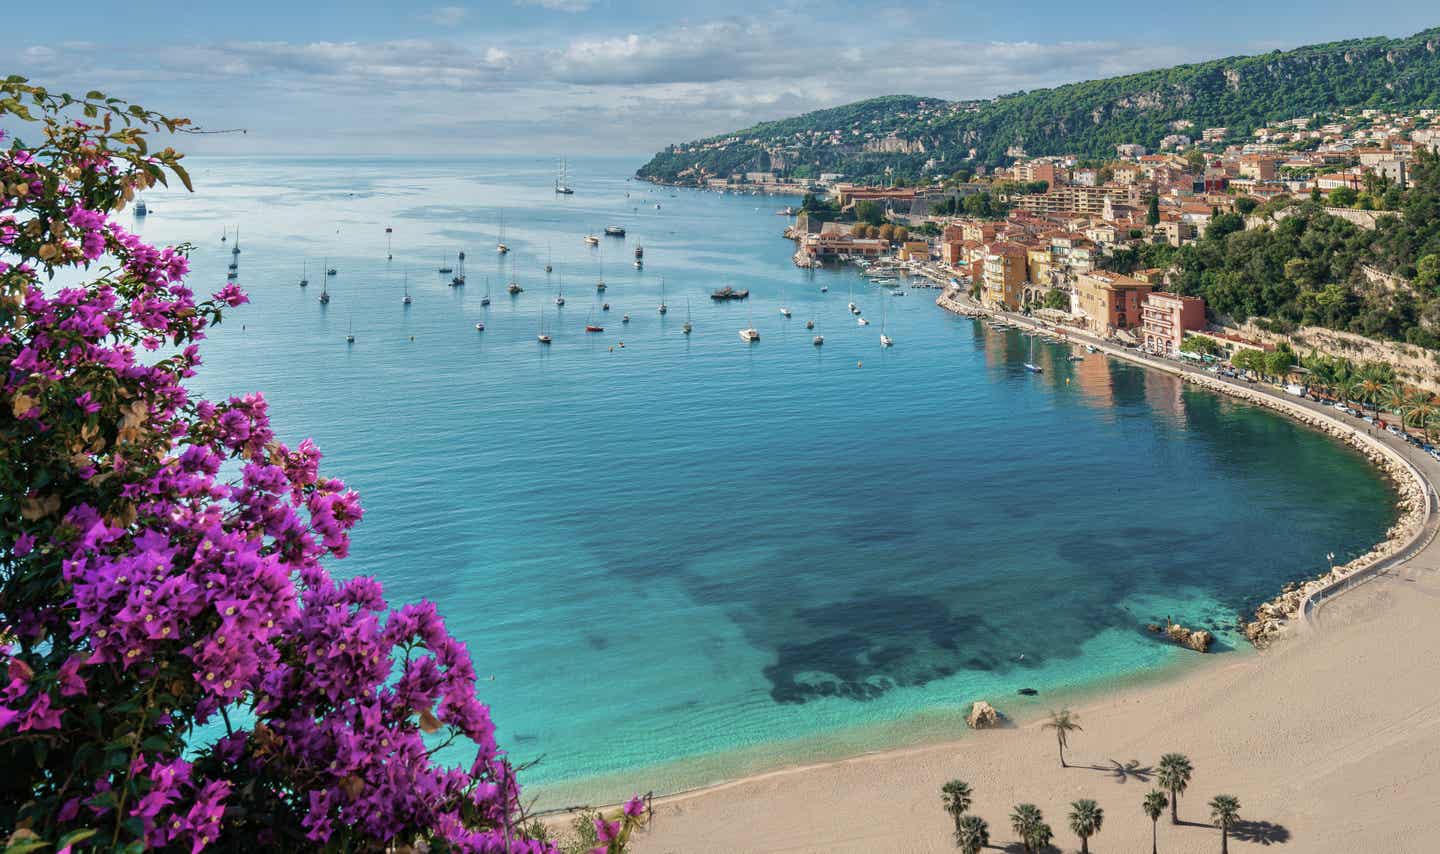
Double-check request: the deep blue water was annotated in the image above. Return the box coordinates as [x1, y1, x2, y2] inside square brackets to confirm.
[129, 156, 1394, 804]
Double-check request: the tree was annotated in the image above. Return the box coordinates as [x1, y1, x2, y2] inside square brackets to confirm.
[0, 81, 647, 852]
[895, 226, 910, 242]
[1068, 799, 1104, 854]
[1147, 194, 1161, 226]
[1042, 709, 1083, 767]
[1156, 753, 1195, 824]
[878, 223, 897, 242]
[941, 780, 973, 831]
[855, 199, 886, 226]
[1185, 148, 1207, 173]
[1265, 347, 1295, 380]
[1180, 335, 1221, 356]
[1143, 789, 1169, 854]
[1204, 212, 1244, 240]
[1209, 794, 1242, 854]
[954, 814, 989, 854]
[1042, 288, 1070, 311]
[1417, 254, 1440, 294]
[1010, 803, 1047, 854]
[1328, 186, 1359, 207]
[1234, 196, 1259, 215]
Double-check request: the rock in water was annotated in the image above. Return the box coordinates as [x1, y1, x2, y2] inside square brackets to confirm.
[1018, 687, 1038, 696]
[1164, 622, 1214, 653]
[966, 700, 1001, 729]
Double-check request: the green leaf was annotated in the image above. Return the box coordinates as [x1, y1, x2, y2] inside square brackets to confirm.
[55, 830, 97, 849]
[170, 163, 194, 193]
[3, 840, 51, 854]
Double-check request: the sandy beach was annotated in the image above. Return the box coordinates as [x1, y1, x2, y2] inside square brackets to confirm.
[630, 316, 1440, 853]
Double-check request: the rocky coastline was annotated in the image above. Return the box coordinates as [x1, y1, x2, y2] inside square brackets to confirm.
[935, 291, 1432, 649]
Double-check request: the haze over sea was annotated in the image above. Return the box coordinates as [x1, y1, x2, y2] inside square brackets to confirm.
[134, 155, 1394, 805]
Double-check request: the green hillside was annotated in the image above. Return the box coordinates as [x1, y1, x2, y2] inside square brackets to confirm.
[637, 27, 1440, 184]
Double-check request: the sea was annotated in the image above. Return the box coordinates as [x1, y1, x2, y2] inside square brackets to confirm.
[129, 155, 1395, 806]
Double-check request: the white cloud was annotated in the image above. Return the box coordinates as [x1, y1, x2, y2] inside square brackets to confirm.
[516, 0, 593, 12]
[423, 6, 468, 26]
[0, 20, 1218, 155]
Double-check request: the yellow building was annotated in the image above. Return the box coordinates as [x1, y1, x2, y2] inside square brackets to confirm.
[1074, 271, 1153, 337]
[982, 243, 1029, 311]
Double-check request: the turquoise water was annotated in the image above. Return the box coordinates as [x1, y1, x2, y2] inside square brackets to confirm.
[132, 156, 1395, 804]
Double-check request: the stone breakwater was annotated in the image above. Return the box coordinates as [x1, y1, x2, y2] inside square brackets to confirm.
[935, 291, 1431, 648]
[1181, 374, 1430, 647]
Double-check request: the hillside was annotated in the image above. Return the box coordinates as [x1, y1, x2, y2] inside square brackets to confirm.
[637, 27, 1440, 184]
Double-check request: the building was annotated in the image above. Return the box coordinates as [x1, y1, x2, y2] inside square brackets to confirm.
[1074, 271, 1154, 337]
[898, 240, 930, 261]
[982, 242, 1029, 310]
[1140, 292, 1207, 355]
[798, 234, 889, 261]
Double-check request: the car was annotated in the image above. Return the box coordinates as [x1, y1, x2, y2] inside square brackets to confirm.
[1388, 424, 1404, 436]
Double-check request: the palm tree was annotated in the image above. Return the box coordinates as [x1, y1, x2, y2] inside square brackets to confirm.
[1042, 708, 1082, 767]
[1143, 789, 1169, 854]
[1209, 794, 1241, 854]
[954, 814, 989, 854]
[1336, 376, 1361, 409]
[1068, 799, 1104, 854]
[1403, 388, 1438, 443]
[1010, 803, 1045, 854]
[1358, 377, 1386, 416]
[1382, 383, 1409, 421]
[940, 780, 972, 832]
[1156, 753, 1193, 824]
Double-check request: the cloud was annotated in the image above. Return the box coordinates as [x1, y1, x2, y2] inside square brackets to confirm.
[423, 6, 468, 26]
[0, 19, 1219, 155]
[516, 0, 593, 12]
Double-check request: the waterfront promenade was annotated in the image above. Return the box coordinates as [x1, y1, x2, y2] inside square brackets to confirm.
[636, 294, 1440, 853]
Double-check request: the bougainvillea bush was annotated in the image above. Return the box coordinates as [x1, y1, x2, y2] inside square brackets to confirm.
[0, 79, 646, 852]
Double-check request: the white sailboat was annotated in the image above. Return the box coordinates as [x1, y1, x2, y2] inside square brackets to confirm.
[813, 320, 824, 346]
[481, 277, 491, 306]
[880, 290, 893, 347]
[345, 318, 354, 344]
[299, 261, 309, 287]
[658, 278, 667, 314]
[537, 308, 551, 344]
[780, 283, 791, 317]
[555, 274, 566, 307]
[739, 307, 759, 342]
[682, 298, 693, 335]
[319, 258, 331, 303]
[554, 158, 574, 195]
[402, 273, 412, 305]
[1024, 334, 1044, 373]
[496, 212, 510, 254]
[451, 253, 466, 287]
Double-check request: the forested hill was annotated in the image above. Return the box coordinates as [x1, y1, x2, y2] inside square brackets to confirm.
[637, 27, 1440, 184]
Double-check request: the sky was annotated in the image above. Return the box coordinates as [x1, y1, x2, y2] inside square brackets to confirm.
[2, 2, 1437, 159]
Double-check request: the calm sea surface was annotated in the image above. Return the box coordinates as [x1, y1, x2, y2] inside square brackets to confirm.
[131, 155, 1394, 804]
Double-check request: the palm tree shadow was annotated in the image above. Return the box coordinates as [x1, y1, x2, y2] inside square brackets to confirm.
[1231, 819, 1292, 845]
[1076, 758, 1153, 784]
[998, 844, 1062, 853]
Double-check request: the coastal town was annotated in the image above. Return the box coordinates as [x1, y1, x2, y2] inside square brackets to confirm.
[714, 107, 1440, 386]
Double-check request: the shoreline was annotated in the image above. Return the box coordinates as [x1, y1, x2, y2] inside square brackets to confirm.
[620, 291, 1440, 853]
[933, 289, 1433, 647]
[540, 288, 1429, 832]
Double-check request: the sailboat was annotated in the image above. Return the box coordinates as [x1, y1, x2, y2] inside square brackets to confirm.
[554, 158, 574, 195]
[545, 245, 553, 274]
[585, 304, 603, 333]
[555, 274, 566, 307]
[584, 232, 600, 246]
[438, 255, 453, 274]
[739, 308, 759, 342]
[385, 226, 394, 261]
[496, 212, 510, 254]
[779, 284, 791, 317]
[231, 228, 240, 256]
[220, 230, 227, 243]
[682, 298, 693, 334]
[813, 321, 824, 346]
[657, 278, 667, 314]
[299, 261, 309, 287]
[319, 259, 331, 303]
[1024, 334, 1044, 373]
[877, 290, 894, 346]
[537, 309, 551, 344]
[402, 273, 412, 305]
[481, 277, 491, 306]
[451, 254, 466, 287]
[847, 282, 857, 314]
[597, 254, 606, 291]
[345, 318, 354, 344]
